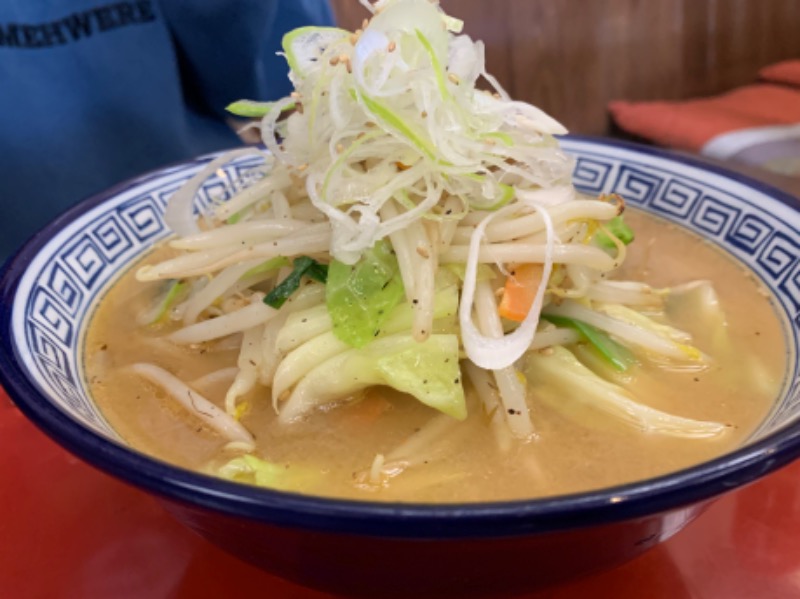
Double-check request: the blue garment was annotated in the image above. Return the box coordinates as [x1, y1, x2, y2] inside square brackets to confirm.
[0, 0, 333, 260]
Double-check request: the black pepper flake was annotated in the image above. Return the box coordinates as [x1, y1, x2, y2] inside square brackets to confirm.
[693, 377, 700, 382]
[301, 318, 308, 323]
[412, 299, 419, 305]
[99, 343, 108, 351]
[454, 378, 460, 384]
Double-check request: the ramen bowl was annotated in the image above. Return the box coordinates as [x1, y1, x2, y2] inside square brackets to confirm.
[1, 136, 799, 597]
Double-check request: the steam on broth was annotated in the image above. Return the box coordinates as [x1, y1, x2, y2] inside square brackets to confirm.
[86, 210, 786, 502]
[84, 0, 787, 503]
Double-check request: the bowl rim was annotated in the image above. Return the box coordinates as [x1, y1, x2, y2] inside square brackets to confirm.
[2, 135, 799, 539]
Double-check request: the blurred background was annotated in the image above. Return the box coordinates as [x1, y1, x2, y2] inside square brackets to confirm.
[334, 0, 800, 135]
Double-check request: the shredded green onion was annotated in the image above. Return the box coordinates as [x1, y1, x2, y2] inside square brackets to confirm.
[151, 280, 186, 325]
[264, 257, 328, 309]
[541, 313, 636, 372]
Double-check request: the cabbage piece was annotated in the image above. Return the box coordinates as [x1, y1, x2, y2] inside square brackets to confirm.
[594, 215, 634, 249]
[273, 284, 459, 402]
[524, 347, 726, 438]
[218, 455, 322, 492]
[279, 333, 465, 423]
[326, 239, 405, 347]
[666, 280, 729, 357]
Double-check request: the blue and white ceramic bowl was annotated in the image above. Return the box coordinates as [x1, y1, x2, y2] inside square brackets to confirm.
[1, 137, 799, 596]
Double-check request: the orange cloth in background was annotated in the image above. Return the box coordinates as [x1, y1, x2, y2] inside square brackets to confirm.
[608, 84, 800, 153]
[760, 59, 800, 87]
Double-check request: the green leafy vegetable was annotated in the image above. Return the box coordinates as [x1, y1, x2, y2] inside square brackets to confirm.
[379, 284, 459, 336]
[218, 454, 322, 491]
[226, 210, 245, 225]
[264, 256, 328, 309]
[541, 313, 635, 372]
[375, 334, 466, 419]
[281, 333, 467, 422]
[444, 262, 496, 283]
[326, 240, 405, 348]
[524, 347, 725, 438]
[595, 216, 635, 250]
[226, 99, 296, 118]
[151, 280, 186, 325]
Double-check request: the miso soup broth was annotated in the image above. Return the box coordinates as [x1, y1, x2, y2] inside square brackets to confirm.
[85, 210, 787, 503]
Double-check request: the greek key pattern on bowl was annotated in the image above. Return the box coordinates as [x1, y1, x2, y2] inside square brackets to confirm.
[565, 140, 800, 437]
[13, 142, 800, 441]
[15, 155, 265, 439]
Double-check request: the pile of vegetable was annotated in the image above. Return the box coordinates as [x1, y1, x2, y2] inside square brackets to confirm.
[130, 0, 728, 489]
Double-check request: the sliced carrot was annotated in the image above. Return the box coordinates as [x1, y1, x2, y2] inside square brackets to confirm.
[339, 393, 394, 429]
[498, 263, 544, 322]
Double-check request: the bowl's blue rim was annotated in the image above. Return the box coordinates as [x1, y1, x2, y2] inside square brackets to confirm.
[2, 135, 800, 540]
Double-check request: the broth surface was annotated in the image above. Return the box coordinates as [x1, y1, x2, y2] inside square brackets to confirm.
[85, 210, 788, 502]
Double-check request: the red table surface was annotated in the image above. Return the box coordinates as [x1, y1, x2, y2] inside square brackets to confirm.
[3, 389, 800, 599]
